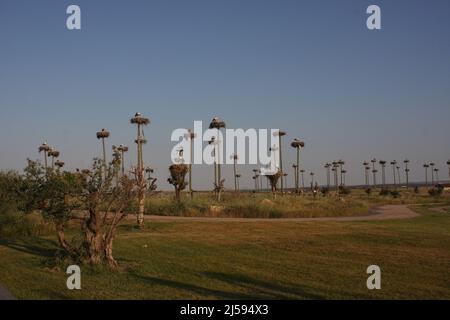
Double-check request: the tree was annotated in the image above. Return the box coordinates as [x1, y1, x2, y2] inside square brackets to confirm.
[130, 113, 150, 228]
[290, 139, 305, 194]
[80, 156, 137, 268]
[168, 164, 188, 202]
[24, 155, 137, 268]
[266, 171, 282, 195]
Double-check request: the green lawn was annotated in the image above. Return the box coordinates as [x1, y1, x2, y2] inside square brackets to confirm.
[0, 199, 449, 300]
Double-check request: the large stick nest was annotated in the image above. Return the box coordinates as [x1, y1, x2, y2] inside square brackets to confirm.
[273, 130, 286, 137]
[48, 150, 60, 158]
[209, 117, 226, 129]
[55, 160, 65, 168]
[38, 143, 50, 152]
[130, 113, 150, 125]
[290, 139, 305, 148]
[96, 129, 110, 139]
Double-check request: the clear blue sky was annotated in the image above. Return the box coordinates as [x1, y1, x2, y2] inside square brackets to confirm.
[1, 0, 449, 190]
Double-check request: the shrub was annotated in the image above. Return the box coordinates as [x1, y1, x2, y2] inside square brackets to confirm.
[0, 204, 52, 238]
[320, 187, 329, 196]
[428, 185, 444, 197]
[390, 190, 400, 198]
[338, 186, 351, 195]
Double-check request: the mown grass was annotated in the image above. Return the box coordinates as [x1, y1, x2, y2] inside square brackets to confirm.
[0, 193, 449, 300]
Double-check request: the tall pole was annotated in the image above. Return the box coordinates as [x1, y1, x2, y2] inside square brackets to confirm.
[404, 160, 410, 189]
[279, 134, 283, 194]
[131, 113, 150, 228]
[391, 161, 397, 187]
[233, 156, 237, 192]
[430, 163, 435, 185]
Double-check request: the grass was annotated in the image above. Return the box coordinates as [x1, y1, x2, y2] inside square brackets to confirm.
[0, 191, 449, 300]
[144, 191, 371, 218]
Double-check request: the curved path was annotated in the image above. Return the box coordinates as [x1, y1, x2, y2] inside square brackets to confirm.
[139, 205, 420, 223]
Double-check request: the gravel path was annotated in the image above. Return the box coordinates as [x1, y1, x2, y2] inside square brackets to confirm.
[137, 204, 420, 223]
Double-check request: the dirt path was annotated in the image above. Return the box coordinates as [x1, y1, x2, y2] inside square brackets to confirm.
[135, 205, 420, 223]
[0, 284, 15, 300]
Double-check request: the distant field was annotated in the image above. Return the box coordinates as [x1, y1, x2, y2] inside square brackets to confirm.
[0, 193, 449, 300]
[143, 188, 442, 218]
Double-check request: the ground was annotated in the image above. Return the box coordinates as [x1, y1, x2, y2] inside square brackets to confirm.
[0, 191, 449, 300]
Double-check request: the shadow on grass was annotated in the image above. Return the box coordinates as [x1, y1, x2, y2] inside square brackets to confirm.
[131, 273, 254, 299]
[131, 271, 325, 300]
[203, 272, 325, 300]
[0, 237, 58, 258]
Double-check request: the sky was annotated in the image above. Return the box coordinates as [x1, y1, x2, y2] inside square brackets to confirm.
[0, 0, 449, 190]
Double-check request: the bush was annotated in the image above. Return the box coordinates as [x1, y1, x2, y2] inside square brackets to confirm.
[428, 185, 444, 197]
[320, 187, 329, 196]
[338, 186, 351, 195]
[390, 190, 400, 198]
[379, 189, 390, 196]
[0, 204, 52, 238]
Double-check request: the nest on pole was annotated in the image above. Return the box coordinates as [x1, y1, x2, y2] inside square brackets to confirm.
[48, 150, 60, 158]
[55, 160, 65, 168]
[273, 130, 286, 137]
[135, 138, 147, 145]
[209, 117, 226, 129]
[184, 130, 197, 140]
[118, 144, 129, 153]
[96, 128, 110, 139]
[290, 138, 305, 148]
[130, 113, 150, 126]
[38, 142, 51, 153]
